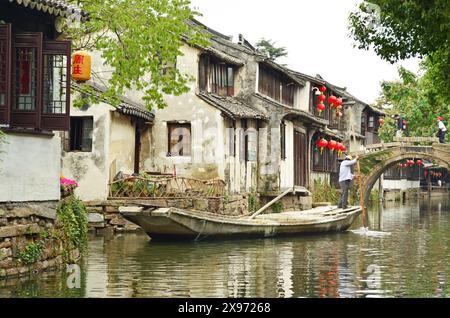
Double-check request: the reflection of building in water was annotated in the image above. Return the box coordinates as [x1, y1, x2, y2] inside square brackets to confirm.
[85, 237, 109, 297]
[275, 244, 294, 298]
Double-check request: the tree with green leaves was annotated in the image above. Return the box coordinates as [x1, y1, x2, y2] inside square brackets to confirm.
[66, 0, 210, 110]
[349, 0, 450, 99]
[376, 64, 449, 143]
[255, 38, 288, 61]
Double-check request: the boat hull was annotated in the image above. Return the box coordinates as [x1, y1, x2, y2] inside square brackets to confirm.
[120, 206, 362, 240]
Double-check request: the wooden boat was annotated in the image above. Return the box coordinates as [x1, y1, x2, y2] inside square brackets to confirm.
[119, 205, 362, 240]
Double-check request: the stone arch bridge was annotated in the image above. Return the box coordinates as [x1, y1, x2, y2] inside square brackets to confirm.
[352, 137, 450, 206]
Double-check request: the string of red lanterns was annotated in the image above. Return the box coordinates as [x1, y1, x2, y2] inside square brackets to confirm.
[316, 85, 327, 114]
[398, 159, 424, 168]
[316, 138, 347, 156]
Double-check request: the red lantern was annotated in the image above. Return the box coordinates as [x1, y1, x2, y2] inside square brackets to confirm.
[318, 94, 326, 102]
[336, 142, 345, 155]
[335, 98, 343, 106]
[317, 103, 325, 113]
[378, 118, 385, 126]
[328, 140, 337, 151]
[328, 96, 337, 106]
[416, 160, 422, 166]
[317, 138, 328, 155]
[319, 85, 327, 92]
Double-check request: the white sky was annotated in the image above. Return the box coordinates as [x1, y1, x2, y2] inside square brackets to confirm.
[190, 0, 421, 104]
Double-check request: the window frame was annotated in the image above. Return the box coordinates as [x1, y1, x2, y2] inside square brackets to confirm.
[280, 121, 286, 160]
[69, 116, 93, 152]
[258, 64, 296, 107]
[0, 24, 12, 126]
[199, 54, 235, 97]
[167, 122, 192, 157]
[41, 40, 71, 131]
[0, 23, 71, 131]
[11, 32, 43, 129]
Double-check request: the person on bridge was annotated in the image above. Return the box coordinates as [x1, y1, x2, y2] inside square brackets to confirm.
[394, 114, 404, 137]
[338, 154, 359, 209]
[437, 117, 447, 143]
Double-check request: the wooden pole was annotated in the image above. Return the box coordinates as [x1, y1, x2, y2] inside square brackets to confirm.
[249, 188, 292, 219]
[357, 160, 367, 228]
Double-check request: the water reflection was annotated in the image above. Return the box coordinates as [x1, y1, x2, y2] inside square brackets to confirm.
[1, 197, 449, 298]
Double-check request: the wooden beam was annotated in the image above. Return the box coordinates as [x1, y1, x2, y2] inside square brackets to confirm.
[248, 188, 293, 219]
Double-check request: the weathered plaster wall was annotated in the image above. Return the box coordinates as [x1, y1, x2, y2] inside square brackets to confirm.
[108, 112, 136, 177]
[344, 102, 366, 151]
[280, 121, 294, 189]
[151, 45, 228, 182]
[0, 134, 60, 202]
[383, 179, 420, 190]
[296, 81, 311, 112]
[62, 103, 112, 201]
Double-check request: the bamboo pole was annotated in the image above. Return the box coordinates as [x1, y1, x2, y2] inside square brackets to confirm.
[356, 160, 367, 228]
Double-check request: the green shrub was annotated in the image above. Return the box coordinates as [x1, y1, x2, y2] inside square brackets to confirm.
[17, 241, 45, 265]
[55, 196, 89, 262]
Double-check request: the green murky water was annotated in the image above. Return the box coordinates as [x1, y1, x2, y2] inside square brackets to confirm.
[1, 197, 449, 298]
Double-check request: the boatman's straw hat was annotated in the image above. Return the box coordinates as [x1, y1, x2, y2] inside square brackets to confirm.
[345, 154, 353, 160]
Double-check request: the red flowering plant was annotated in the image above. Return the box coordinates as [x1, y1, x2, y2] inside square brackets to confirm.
[60, 176, 79, 197]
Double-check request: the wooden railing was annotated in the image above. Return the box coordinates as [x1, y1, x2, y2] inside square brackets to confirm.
[109, 175, 226, 199]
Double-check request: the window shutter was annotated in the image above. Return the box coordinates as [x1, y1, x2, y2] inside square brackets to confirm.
[41, 40, 71, 131]
[0, 24, 11, 126]
[11, 33, 43, 129]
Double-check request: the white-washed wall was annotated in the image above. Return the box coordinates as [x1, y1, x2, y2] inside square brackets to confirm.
[0, 133, 60, 202]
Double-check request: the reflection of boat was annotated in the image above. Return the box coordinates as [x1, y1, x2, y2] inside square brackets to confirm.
[119, 206, 362, 240]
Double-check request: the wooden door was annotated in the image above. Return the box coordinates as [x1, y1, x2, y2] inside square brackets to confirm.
[294, 130, 307, 187]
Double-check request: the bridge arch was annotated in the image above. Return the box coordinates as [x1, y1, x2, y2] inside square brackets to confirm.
[359, 145, 450, 205]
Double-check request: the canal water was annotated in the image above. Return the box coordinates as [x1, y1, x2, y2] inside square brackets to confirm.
[1, 197, 449, 298]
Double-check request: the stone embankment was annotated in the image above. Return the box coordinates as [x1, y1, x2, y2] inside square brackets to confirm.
[0, 202, 79, 279]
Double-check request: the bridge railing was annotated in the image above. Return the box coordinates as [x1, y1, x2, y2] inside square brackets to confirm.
[351, 137, 441, 156]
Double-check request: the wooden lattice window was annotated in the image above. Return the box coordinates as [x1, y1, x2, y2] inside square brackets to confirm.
[0, 24, 11, 125]
[0, 24, 71, 131]
[199, 55, 234, 97]
[258, 64, 295, 107]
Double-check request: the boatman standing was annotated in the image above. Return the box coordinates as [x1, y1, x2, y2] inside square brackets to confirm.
[437, 116, 447, 143]
[337, 154, 359, 209]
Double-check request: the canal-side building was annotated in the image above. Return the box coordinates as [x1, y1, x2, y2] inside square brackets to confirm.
[62, 18, 379, 219]
[0, 0, 83, 203]
[0, 0, 86, 278]
[61, 81, 155, 202]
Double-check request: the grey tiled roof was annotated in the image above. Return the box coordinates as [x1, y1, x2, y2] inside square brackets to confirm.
[198, 92, 268, 120]
[71, 82, 155, 122]
[9, 0, 87, 19]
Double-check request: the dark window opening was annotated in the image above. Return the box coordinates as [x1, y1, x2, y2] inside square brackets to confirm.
[69, 117, 93, 152]
[311, 133, 339, 173]
[167, 123, 191, 157]
[309, 85, 343, 129]
[280, 121, 286, 160]
[199, 55, 235, 97]
[258, 64, 295, 107]
[361, 112, 366, 135]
